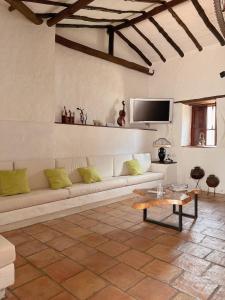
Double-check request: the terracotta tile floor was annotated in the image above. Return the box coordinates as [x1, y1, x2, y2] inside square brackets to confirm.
[2, 193, 225, 299]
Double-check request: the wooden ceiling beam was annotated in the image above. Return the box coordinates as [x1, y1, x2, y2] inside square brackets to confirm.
[149, 16, 184, 57]
[55, 34, 154, 75]
[116, 31, 152, 66]
[47, 0, 94, 27]
[5, 0, 43, 24]
[56, 24, 108, 29]
[164, 3, 203, 51]
[191, 0, 225, 46]
[38, 13, 128, 23]
[20, 0, 145, 14]
[132, 24, 166, 62]
[113, 0, 188, 31]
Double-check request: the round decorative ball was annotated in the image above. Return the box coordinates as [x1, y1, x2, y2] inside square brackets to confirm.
[206, 175, 220, 188]
[190, 166, 205, 180]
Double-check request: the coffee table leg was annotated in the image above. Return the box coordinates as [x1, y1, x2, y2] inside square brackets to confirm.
[143, 208, 147, 221]
[173, 204, 176, 213]
[178, 205, 183, 232]
[195, 193, 198, 219]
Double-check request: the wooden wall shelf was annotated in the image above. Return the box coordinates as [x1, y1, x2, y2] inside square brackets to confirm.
[55, 122, 157, 131]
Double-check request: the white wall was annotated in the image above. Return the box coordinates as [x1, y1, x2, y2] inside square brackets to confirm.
[150, 45, 225, 192]
[0, 6, 154, 161]
[0, 3, 55, 160]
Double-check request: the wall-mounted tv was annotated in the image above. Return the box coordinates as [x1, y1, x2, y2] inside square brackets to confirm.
[130, 98, 173, 124]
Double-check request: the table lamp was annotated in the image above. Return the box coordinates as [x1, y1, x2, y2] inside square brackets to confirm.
[153, 138, 171, 163]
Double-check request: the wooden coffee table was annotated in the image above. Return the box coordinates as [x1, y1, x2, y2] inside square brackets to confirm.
[132, 188, 200, 231]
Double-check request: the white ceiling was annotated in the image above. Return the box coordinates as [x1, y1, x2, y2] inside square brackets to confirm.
[25, 0, 224, 63]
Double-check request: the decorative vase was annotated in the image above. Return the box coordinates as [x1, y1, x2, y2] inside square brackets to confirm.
[206, 175, 220, 196]
[190, 166, 205, 188]
[158, 147, 166, 163]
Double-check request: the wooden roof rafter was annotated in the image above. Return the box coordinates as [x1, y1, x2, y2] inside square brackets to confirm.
[5, 0, 43, 24]
[19, 0, 146, 15]
[55, 34, 154, 75]
[46, 0, 95, 27]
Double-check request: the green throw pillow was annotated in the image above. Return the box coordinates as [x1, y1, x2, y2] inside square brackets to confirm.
[45, 168, 72, 190]
[126, 159, 143, 176]
[78, 167, 102, 184]
[0, 169, 30, 196]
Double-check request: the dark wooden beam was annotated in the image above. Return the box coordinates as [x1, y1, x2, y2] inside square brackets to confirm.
[164, 3, 203, 51]
[124, 0, 162, 3]
[20, 0, 145, 14]
[132, 24, 166, 62]
[85, 5, 144, 15]
[113, 0, 188, 31]
[55, 34, 154, 75]
[38, 13, 128, 23]
[116, 31, 152, 66]
[56, 24, 108, 29]
[36, 13, 126, 23]
[108, 26, 114, 55]
[191, 0, 225, 46]
[175, 94, 225, 104]
[5, 0, 43, 24]
[47, 0, 94, 27]
[149, 16, 184, 57]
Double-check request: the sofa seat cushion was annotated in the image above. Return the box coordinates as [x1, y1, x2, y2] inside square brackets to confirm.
[0, 189, 69, 213]
[125, 172, 164, 186]
[68, 177, 127, 197]
[0, 236, 15, 268]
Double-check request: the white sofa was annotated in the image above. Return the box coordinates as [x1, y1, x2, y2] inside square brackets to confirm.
[0, 235, 15, 299]
[0, 153, 164, 228]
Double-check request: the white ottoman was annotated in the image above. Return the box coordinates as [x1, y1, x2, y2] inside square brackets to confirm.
[0, 235, 15, 299]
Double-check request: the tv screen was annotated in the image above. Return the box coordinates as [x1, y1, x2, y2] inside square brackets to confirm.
[130, 98, 173, 124]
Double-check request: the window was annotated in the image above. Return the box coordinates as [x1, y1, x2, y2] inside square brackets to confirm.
[191, 103, 216, 147]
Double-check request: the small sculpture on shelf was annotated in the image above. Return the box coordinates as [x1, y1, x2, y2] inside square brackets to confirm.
[62, 106, 67, 124]
[206, 175, 220, 196]
[77, 107, 87, 125]
[117, 101, 126, 127]
[61, 107, 75, 124]
[198, 132, 206, 146]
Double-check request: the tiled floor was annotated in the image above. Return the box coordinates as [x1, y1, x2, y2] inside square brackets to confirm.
[2, 193, 225, 299]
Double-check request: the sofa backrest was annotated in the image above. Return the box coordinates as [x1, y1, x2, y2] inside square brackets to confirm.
[87, 155, 114, 178]
[55, 157, 88, 183]
[133, 153, 152, 173]
[0, 161, 13, 171]
[14, 159, 55, 190]
[113, 154, 133, 176]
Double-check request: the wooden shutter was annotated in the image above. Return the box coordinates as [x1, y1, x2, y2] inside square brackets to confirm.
[191, 105, 207, 146]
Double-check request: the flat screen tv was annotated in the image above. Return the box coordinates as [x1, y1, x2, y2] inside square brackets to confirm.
[130, 98, 173, 124]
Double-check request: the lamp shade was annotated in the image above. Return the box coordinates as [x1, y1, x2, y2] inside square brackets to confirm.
[153, 138, 171, 148]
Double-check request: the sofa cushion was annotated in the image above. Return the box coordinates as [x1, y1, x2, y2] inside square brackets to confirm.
[126, 159, 143, 176]
[14, 159, 55, 190]
[55, 157, 88, 183]
[0, 236, 15, 268]
[87, 155, 114, 178]
[114, 154, 132, 176]
[133, 153, 151, 173]
[68, 177, 127, 198]
[78, 167, 102, 184]
[0, 169, 30, 196]
[44, 168, 72, 189]
[0, 188, 69, 213]
[125, 172, 164, 186]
